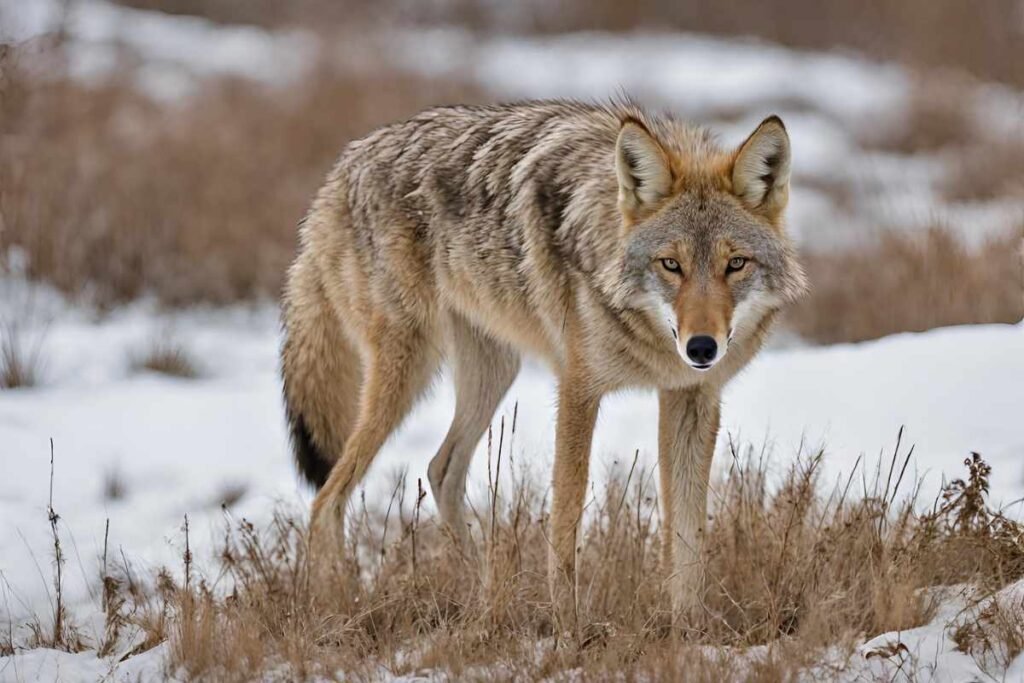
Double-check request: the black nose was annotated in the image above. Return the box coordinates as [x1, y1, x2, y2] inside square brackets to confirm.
[686, 335, 718, 365]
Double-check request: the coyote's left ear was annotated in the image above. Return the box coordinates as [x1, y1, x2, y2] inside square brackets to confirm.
[732, 116, 791, 223]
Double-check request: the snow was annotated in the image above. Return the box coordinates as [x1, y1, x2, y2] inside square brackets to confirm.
[1, 288, 1022, 680]
[0, 645, 169, 683]
[822, 580, 1024, 682]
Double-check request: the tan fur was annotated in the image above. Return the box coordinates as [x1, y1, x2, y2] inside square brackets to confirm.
[280, 100, 806, 625]
[658, 383, 721, 619]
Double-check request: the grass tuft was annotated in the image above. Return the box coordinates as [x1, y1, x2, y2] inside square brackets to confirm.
[0, 320, 44, 389]
[130, 338, 201, 379]
[102, 466, 129, 502]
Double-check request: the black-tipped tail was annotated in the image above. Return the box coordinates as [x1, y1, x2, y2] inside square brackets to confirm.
[286, 405, 332, 490]
[280, 251, 358, 491]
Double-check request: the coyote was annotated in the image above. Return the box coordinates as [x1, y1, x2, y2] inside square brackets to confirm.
[281, 100, 806, 619]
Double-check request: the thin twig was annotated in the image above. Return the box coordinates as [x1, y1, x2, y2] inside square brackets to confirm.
[491, 415, 506, 545]
[182, 515, 192, 593]
[380, 475, 404, 565]
[47, 438, 65, 648]
[412, 479, 426, 578]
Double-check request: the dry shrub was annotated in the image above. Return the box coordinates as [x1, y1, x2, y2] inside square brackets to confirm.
[84, 436, 1021, 679]
[788, 226, 1024, 344]
[0, 320, 44, 388]
[0, 46, 482, 308]
[858, 79, 976, 153]
[913, 454, 1024, 589]
[943, 139, 1024, 203]
[130, 338, 200, 378]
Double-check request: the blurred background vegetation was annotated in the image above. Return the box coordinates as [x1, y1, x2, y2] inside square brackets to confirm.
[1, 0, 1021, 342]
[117, 0, 1024, 87]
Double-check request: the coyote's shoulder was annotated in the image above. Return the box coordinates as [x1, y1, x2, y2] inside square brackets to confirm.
[282, 98, 805, 619]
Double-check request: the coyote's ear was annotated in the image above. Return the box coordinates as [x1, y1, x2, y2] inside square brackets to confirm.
[732, 116, 791, 222]
[616, 120, 672, 220]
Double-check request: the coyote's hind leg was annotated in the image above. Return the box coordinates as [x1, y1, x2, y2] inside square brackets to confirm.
[428, 315, 520, 546]
[311, 321, 439, 548]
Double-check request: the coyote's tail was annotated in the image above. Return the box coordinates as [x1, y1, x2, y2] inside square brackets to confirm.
[280, 255, 361, 489]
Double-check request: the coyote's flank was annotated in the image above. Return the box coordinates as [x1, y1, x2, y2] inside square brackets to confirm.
[280, 99, 806, 624]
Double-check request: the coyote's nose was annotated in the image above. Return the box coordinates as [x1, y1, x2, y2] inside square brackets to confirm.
[685, 336, 718, 366]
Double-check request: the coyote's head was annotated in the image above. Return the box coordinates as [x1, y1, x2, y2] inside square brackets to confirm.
[613, 115, 807, 371]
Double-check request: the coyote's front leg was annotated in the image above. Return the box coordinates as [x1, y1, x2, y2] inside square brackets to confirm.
[658, 386, 720, 622]
[547, 372, 602, 632]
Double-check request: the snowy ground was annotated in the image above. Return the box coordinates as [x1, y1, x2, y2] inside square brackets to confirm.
[2, 1, 1023, 680]
[1, 285, 1022, 681]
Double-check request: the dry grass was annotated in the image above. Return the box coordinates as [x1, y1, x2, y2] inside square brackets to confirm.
[35, 436, 1010, 680]
[0, 45, 482, 309]
[788, 227, 1024, 345]
[23, 443, 89, 653]
[130, 338, 201, 379]
[952, 589, 1024, 676]
[0, 319, 45, 389]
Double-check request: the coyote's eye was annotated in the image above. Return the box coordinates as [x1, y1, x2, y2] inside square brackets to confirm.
[661, 258, 682, 274]
[727, 257, 747, 273]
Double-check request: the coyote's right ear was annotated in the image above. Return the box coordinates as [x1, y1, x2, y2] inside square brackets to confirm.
[732, 116, 791, 223]
[616, 120, 672, 220]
